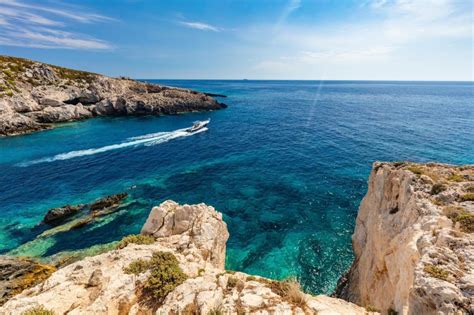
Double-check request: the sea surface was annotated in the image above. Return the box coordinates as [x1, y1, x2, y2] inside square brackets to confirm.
[0, 80, 473, 294]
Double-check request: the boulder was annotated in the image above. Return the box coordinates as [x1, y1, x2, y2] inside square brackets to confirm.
[89, 192, 128, 212]
[43, 205, 84, 225]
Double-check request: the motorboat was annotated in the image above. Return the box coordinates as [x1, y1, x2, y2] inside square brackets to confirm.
[186, 119, 210, 133]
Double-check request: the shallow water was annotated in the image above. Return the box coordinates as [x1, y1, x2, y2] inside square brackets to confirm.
[0, 80, 473, 294]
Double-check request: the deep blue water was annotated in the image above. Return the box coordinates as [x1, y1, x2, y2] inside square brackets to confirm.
[0, 80, 472, 294]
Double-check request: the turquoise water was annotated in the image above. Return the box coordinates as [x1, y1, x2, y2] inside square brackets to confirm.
[0, 80, 473, 294]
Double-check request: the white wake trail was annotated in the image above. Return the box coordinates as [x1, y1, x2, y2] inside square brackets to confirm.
[17, 127, 208, 167]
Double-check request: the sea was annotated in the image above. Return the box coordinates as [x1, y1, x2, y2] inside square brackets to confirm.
[0, 80, 472, 294]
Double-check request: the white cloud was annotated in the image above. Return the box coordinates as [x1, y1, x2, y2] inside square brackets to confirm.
[251, 0, 472, 77]
[0, 0, 114, 50]
[180, 21, 220, 32]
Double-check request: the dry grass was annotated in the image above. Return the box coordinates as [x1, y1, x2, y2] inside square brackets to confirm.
[21, 306, 55, 315]
[459, 193, 474, 202]
[424, 264, 449, 281]
[443, 206, 474, 233]
[116, 234, 155, 249]
[268, 278, 307, 309]
[447, 173, 465, 182]
[430, 183, 447, 195]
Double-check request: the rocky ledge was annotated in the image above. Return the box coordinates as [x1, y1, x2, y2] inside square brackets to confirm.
[1, 162, 472, 314]
[335, 162, 474, 314]
[0, 200, 367, 315]
[0, 56, 226, 136]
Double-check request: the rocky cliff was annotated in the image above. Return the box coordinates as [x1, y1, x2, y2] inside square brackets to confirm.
[335, 162, 474, 314]
[0, 56, 226, 136]
[2, 163, 472, 314]
[0, 200, 368, 315]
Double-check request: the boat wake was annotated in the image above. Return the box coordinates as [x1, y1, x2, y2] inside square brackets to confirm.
[17, 127, 208, 167]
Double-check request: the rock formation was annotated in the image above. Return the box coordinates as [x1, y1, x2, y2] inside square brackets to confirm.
[42, 192, 128, 225]
[0, 56, 226, 136]
[0, 256, 55, 307]
[335, 162, 474, 314]
[2, 163, 472, 314]
[0, 201, 368, 315]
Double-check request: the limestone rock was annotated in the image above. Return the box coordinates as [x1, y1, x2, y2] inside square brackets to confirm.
[1, 201, 368, 315]
[0, 256, 55, 306]
[335, 162, 474, 314]
[141, 200, 229, 269]
[0, 55, 226, 136]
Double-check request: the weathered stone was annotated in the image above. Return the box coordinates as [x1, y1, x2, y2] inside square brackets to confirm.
[335, 162, 474, 315]
[0, 201, 368, 314]
[0, 56, 226, 136]
[0, 256, 55, 306]
[89, 192, 128, 212]
[43, 204, 84, 224]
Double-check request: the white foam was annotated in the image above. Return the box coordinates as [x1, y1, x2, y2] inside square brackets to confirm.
[17, 127, 208, 167]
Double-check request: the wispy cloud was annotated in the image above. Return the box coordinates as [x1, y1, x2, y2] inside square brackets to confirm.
[252, 0, 472, 76]
[276, 0, 301, 28]
[0, 0, 114, 50]
[179, 21, 221, 32]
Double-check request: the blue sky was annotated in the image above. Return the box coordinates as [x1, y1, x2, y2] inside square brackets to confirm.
[0, 0, 472, 80]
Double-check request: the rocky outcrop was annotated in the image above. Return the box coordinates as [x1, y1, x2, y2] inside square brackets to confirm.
[42, 192, 128, 225]
[0, 256, 55, 306]
[0, 55, 226, 136]
[89, 192, 128, 212]
[43, 205, 85, 225]
[335, 162, 474, 314]
[1, 200, 369, 315]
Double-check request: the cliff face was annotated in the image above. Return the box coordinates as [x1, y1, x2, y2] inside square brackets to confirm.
[0, 200, 367, 315]
[0, 56, 226, 136]
[336, 162, 474, 314]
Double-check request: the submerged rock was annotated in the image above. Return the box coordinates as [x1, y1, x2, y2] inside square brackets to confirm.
[89, 192, 128, 212]
[0, 55, 227, 136]
[43, 204, 84, 225]
[0, 256, 55, 306]
[0, 201, 368, 314]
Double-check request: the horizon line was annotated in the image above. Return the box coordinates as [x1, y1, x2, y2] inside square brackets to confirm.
[137, 79, 474, 83]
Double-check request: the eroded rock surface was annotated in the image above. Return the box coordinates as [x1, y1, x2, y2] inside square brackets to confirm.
[0, 56, 226, 136]
[1, 201, 368, 315]
[335, 162, 474, 314]
[0, 256, 55, 307]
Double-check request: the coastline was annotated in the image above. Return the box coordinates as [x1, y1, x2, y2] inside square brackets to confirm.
[0, 55, 226, 137]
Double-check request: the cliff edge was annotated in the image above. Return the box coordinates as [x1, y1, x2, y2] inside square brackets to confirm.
[335, 162, 474, 314]
[0, 200, 367, 315]
[0, 56, 226, 136]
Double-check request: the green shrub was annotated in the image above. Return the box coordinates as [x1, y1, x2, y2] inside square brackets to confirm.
[466, 185, 474, 193]
[459, 193, 474, 202]
[116, 234, 155, 249]
[424, 264, 449, 281]
[21, 306, 55, 315]
[365, 305, 380, 312]
[407, 166, 424, 176]
[143, 251, 187, 303]
[430, 183, 447, 195]
[448, 174, 464, 182]
[124, 259, 151, 275]
[444, 206, 474, 233]
[227, 276, 238, 290]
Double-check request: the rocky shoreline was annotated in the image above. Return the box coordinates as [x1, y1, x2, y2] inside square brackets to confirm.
[0, 163, 472, 314]
[0, 56, 226, 136]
